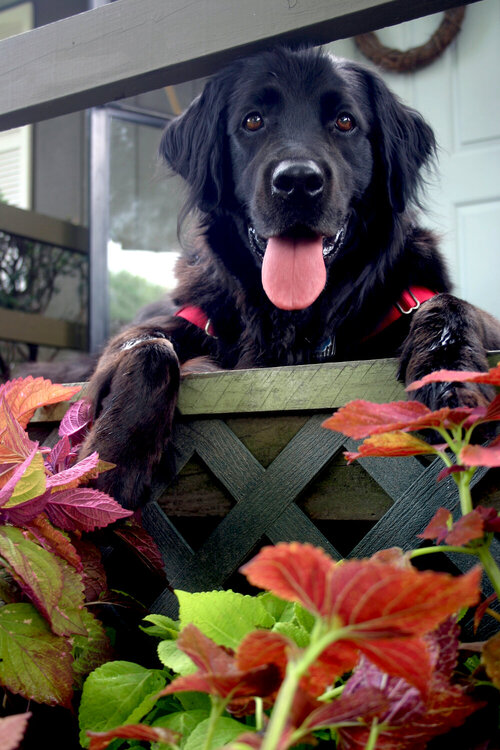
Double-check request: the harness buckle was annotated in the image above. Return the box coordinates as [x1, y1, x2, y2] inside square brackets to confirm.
[396, 289, 421, 315]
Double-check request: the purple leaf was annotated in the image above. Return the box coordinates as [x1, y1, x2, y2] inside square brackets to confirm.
[0, 493, 49, 525]
[46, 451, 100, 490]
[45, 488, 133, 532]
[58, 399, 92, 444]
[45, 436, 72, 474]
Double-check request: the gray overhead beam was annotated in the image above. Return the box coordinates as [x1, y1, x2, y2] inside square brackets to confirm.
[0, 0, 479, 131]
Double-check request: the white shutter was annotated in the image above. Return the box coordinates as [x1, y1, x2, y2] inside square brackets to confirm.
[0, 3, 33, 210]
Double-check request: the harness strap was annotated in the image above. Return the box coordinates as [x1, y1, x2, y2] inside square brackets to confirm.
[365, 286, 438, 339]
[175, 286, 438, 344]
[175, 305, 215, 337]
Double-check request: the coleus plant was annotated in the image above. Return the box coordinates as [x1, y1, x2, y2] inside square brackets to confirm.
[79, 364, 500, 750]
[0, 376, 164, 724]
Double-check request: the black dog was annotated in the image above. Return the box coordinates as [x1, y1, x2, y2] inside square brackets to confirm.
[81, 46, 500, 508]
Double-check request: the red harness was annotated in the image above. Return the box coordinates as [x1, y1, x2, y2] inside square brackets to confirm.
[175, 286, 437, 342]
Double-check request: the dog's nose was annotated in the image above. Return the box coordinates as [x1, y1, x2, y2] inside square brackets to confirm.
[271, 160, 324, 199]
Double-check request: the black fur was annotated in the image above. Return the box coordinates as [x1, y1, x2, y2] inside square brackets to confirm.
[78, 47, 500, 508]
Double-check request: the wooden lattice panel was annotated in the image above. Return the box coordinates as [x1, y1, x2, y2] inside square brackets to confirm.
[32, 359, 500, 622]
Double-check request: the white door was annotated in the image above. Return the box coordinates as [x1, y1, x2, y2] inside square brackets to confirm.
[328, 0, 500, 320]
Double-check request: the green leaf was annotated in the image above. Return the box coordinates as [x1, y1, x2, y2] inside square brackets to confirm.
[142, 614, 180, 640]
[177, 590, 273, 650]
[272, 621, 310, 648]
[177, 693, 211, 713]
[72, 608, 114, 688]
[3, 451, 46, 507]
[0, 602, 73, 706]
[78, 660, 166, 747]
[153, 710, 209, 748]
[158, 640, 196, 676]
[184, 716, 248, 750]
[0, 526, 87, 636]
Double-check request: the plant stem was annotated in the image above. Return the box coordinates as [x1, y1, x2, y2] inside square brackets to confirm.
[454, 470, 475, 516]
[260, 623, 349, 750]
[476, 542, 500, 599]
[202, 696, 227, 750]
[364, 718, 380, 750]
[410, 545, 479, 559]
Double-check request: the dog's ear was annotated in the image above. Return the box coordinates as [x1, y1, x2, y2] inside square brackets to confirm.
[159, 72, 231, 212]
[357, 67, 436, 213]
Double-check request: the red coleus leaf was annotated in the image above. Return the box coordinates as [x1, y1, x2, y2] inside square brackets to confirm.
[460, 436, 500, 467]
[323, 399, 475, 440]
[436, 464, 467, 482]
[482, 631, 500, 689]
[407, 364, 500, 390]
[242, 544, 480, 696]
[445, 511, 485, 545]
[474, 592, 497, 633]
[25, 514, 82, 571]
[419, 507, 496, 546]
[87, 724, 180, 750]
[418, 508, 452, 544]
[159, 624, 281, 714]
[344, 432, 438, 463]
[44, 488, 132, 532]
[476, 505, 500, 533]
[0, 377, 81, 430]
[242, 543, 480, 631]
[113, 512, 165, 575]
[0, 396, 37, 466]
[337, 656, 481, 750]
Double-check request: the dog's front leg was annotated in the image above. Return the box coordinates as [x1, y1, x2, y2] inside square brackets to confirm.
[80, 323, 180, 509]
[398, 293, 500, 409]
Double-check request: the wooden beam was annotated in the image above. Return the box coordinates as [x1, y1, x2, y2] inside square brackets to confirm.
[0, 0, 480, 130]
[0, 204, 88, 254]
[0, 308, 87, 350]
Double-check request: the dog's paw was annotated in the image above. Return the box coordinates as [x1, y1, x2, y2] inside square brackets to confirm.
[411, 380, 494, 411]
[81, 336, 180, 509]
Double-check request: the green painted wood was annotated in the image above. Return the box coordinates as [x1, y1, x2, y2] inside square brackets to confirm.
[0, 0, 477, 131]
[159, 417, 345, 595]
[177, 359, 405, 415]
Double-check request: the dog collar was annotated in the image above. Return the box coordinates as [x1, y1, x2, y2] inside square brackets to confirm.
[175, 305, 216, 337]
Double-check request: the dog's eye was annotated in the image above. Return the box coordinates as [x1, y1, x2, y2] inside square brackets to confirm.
[243, 112, 264, 132]
[335, 113, 356, 132]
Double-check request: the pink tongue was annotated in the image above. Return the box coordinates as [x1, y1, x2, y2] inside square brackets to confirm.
[261, 235, 326, 310]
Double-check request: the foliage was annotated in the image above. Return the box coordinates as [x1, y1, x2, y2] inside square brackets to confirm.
[78, 364, 500, 750]
[0, 231, 87, 315]
[109, 269, 167, 332]
[0, 376, 164, 745]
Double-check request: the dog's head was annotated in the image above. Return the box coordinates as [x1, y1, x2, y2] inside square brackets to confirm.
[160, 47, 435, 311]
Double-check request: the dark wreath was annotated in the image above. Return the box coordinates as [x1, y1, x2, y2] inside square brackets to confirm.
[354, 6, 466, 73]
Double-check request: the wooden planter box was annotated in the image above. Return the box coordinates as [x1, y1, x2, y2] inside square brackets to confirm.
[31, 358, 500, 617]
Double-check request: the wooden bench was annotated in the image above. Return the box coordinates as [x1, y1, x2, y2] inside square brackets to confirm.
[31, 358, 500, 618]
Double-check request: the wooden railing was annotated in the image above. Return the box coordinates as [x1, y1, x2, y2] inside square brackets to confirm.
[0, 0, 480, 131]
[0, 203, 88, 350]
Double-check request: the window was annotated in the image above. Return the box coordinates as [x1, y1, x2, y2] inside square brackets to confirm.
[0, 2, 33, 208]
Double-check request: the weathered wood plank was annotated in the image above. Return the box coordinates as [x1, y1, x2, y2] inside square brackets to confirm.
[0, 309, 87, 350]
[0, 0, 481, 130]
[178, 359, 405, 415]
[31, 351, 500, 421]
[0, 203, 88, 254]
